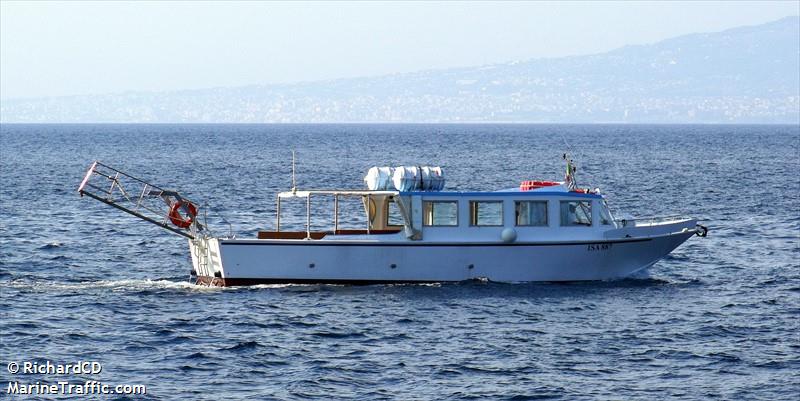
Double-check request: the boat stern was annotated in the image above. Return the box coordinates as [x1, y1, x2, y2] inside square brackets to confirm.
[189, 237, 226, 286]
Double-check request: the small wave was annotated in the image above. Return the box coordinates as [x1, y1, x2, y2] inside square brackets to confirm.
[39, 242, 64, 250]
[178, 365, 218, 372]
[222, 341, 263, 352]
[186, 352, 210, 360]
[753, 360, 792, 369]
[707, 352, 743, 363]
[248, 283, 318, 290]
[459, 277, 492, 285]
[458, 364, 516, 375]
[507, 395, 564, 401]
[153, 329, 175, 337]
[233, 321, 287, 329]
[288, 320, 319, 328]
[387, 282, 443, 287]
[311, 330, 365, 339]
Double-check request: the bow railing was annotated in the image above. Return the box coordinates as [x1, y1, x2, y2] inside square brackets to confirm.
[617, 215, 689, 228]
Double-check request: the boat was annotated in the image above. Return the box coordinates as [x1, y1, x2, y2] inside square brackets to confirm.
[77, 156, 708, 286]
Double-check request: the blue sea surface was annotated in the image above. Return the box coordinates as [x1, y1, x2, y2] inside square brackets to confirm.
[1, 124, 798, 400]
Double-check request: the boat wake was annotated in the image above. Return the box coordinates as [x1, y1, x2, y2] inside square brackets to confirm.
[2, 278, 219, 293]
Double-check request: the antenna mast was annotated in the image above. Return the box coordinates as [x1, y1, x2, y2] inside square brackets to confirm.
[563, 152, 577, 191]
[291, 150, 297, 194]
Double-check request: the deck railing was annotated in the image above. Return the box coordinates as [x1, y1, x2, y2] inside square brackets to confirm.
[617, 215, 688, 228]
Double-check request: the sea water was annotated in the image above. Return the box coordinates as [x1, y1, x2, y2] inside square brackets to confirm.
[1, 124, 798, 400]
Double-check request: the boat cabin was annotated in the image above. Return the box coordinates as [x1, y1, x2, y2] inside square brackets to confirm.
[258, 186, 617, 242]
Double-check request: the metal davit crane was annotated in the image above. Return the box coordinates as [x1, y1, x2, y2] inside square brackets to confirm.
[77, 161, 207, 239]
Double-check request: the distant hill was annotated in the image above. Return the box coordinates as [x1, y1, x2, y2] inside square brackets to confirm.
[1, 16, 798, 123]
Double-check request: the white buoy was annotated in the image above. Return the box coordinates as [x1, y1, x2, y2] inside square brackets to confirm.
[501, 228, 517, 243]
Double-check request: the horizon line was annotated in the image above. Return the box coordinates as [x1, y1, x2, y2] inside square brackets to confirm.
[2, 122, 798, 126]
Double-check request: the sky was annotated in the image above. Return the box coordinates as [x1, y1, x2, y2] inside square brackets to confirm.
[1, 1, 798, 100]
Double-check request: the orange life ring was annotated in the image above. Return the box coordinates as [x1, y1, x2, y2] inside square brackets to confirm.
[169, 200, 197, 229]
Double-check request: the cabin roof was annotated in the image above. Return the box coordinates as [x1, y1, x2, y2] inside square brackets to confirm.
[278, 190, 398, 198]
[400, 190, 602, 198]
[278, 188, 601, 199]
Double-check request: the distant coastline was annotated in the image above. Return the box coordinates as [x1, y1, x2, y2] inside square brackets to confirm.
[1, 17, 798, 124]
[2, 122, 798, 127]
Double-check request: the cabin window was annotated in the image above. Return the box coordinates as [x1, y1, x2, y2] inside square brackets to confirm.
[423, 201, 458, 226]
[560, 201, 592, 226]
[387, 199, 405, 226]
[515, 201, 548, 226]
[469, 201, 503, 226]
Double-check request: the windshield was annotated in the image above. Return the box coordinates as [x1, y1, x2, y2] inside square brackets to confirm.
[560, 201, 592, 226]
[599, 200, 614, 225]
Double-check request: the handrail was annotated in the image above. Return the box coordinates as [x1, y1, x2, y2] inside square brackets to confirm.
[617, 215, 688, 227]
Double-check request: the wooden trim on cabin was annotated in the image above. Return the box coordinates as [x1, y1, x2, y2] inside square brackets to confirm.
[333, 229, 402, 235]
[257, 229, 401, 240]
[257, 231, 327, 240]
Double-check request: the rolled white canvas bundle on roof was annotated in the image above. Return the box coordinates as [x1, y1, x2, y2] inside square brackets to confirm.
[364, 166, 445, 191]
[392, 166, 445, 192]
[364, 167, 395, 190]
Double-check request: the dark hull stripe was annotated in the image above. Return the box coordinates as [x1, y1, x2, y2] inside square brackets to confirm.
[195, 276, 442, 287]
[219, 238, 653, 247]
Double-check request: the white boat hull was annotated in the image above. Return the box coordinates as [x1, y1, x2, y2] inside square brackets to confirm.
[78, 161, 708, 287]
[190, 229, 698, 286]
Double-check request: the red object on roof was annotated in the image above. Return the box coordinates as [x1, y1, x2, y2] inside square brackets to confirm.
[520, 180, 560, 191]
